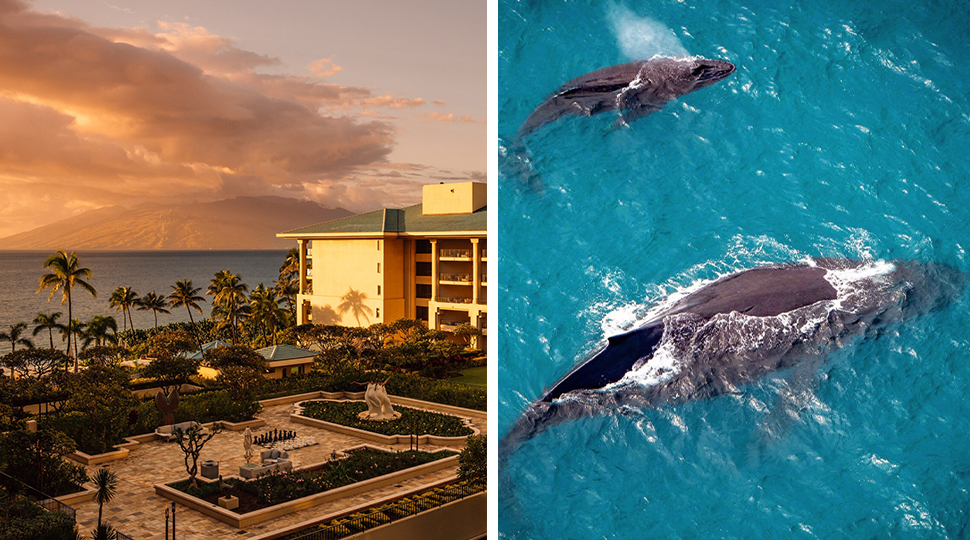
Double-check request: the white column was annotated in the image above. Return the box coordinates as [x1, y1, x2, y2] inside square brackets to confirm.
[471, 238, 480, 305]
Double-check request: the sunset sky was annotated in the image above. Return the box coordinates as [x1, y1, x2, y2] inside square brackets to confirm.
[0, 0, 485, 238]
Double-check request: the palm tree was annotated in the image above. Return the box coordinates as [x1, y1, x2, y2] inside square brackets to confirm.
[337, 288, 373, 326]
[32, 312, 65, 349]
[109, 286, 139, 333]
[207, 270, 248, 344]
[168, 279, 205, 326]
[0, 322, 33, 352]
[279, 247, 300, 281]
[137, 291, 170, 329]
[249, 284, 286, 346]
[92, 466, 117, 529]
[36, 250, 96, 370]
[83, 315, 118, 348]
[274, 274, 298, 311]
[65, 318, 86, 360]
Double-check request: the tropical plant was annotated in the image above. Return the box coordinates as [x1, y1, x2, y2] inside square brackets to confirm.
[108, 286, 138, 333]
[207, 270, 249, 344]
[36, 250, 96, 369]
[83, 315, 118, 349]
[0, 322, 34, 352]
[137, 291, 170, 329]
[64, 318, 86, 360]
[91, 523, 118, 540]
[452, 323, 482, 348]
[173, 423, 222, 489]
[337, 288, 373, 326]
[1, 348, 70, 379]
[92, 467, 118, 528]
[31, 312, 65, 350]
[168, 278, 205, 330]
[78, 345, 129, 367]
[457, 434, 486, 483]
[248, 284, 286, 346]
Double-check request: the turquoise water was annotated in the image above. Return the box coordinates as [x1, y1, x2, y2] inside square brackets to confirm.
[499, 0, 970, 538]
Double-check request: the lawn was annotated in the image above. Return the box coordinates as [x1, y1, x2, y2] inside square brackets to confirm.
[450, 366, 486, 387]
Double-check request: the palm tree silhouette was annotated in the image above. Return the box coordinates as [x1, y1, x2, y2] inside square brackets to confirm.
[92, 466, 117, 531]
[249, 284, 286, 346]
[65, 318, 86, 360]
[36, 250, 96, 371]
[109, 286, 139, 333]
[83, 315, 118, 348]
[32, 312, 65, 349]
[0, 322, 33, 352]
[337, 288, 373, 326]
[137, 291, 170, 329]
[207, 270, 248, 344]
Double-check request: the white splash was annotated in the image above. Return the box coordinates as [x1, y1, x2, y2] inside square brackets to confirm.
[607, 4, 689, 60]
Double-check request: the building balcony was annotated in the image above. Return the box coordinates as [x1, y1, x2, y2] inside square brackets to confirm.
[440, 249, 472, 261]
[439, 321, 471, 332]
[436, 296, 472, 304]
[439, 273, 473, 284]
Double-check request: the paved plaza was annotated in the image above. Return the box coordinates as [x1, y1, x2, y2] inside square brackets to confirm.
[69, 399, 486, 539]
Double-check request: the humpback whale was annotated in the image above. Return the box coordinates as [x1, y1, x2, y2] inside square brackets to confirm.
[501, 258, 964, 456]
[517, 56, 736, 138]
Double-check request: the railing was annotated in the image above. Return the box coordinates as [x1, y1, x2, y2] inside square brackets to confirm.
[435, 296, 472, 304]
[439, 273, 472, 282]
[116, 532, 135, 540]
[285, 481, 484, 540]
[439, 321, 470, 332]
[0, 470, 77, 521]
[440, 249, 471, 259]
[481, 274, 487, 284]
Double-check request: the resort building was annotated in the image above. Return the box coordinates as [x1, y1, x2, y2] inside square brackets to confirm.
[194, 342, 316, 379]
[277, 181, 487, 350]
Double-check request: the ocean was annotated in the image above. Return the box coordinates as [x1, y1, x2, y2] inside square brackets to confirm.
[0, 250, 288, 354]
[499, 0, 970, 538]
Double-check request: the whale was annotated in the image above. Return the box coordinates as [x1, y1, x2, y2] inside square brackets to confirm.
[500, 258, 964, 456]
[516, 56, 736, 138]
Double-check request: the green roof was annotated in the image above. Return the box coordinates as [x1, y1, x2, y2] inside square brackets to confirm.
[280, 204, 486, 236]
[255, 344, 317, 361]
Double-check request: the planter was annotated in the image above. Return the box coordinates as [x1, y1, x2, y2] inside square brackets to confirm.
[155, 446, 458, 529]
[291, 400, 479, 448]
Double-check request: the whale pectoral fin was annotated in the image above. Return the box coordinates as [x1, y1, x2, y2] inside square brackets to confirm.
[614, 104, 661, 129]
[757, 355, 824, 444]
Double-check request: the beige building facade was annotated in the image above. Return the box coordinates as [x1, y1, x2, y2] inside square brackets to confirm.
[278, 182, 487, 350]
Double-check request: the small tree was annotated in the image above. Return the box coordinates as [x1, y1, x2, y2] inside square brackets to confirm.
[173, 423, 221, 489]
[452, 323, 482, 348]
[92, 467, 117, 528]
[457, 434, 485, 485]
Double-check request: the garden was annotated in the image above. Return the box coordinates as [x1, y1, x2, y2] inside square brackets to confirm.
[169, 447, 456, 514]
[300, 400, 474, 437]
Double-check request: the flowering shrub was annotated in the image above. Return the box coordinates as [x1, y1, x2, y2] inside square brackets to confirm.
[301, 401, 473, 437]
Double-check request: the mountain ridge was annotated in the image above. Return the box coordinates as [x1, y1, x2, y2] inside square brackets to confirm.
[0, 196, 355, 250]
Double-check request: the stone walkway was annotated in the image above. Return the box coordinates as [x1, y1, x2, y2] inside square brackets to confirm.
[69, 400, 486, 540]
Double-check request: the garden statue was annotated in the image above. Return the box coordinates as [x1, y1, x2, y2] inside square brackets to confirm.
[154, 387, 179, 425]
[375, 382, 401, 420]
[364, 382, 382, 417]
[243, 428, 254, 464]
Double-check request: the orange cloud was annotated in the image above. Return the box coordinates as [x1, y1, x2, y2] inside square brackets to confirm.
[0, 0, 447, 236]
[417, 112, 484, 124]
[308, 58, 343, 78]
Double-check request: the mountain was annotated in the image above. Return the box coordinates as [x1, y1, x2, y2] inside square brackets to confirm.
[0, 196, 354, 250]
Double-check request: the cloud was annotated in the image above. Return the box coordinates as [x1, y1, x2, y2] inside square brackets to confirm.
[0, 0, 459, 236]
[308, 57, 343, 78]
[417, 112, 484, 124]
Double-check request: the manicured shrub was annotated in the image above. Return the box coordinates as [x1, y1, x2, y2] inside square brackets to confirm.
[0, 495, 80, 540]
[301, 401, 473, 437]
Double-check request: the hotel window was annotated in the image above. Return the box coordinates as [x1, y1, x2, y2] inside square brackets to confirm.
[377, 285, 381, 295]
[416, 262, 432, 276]
[377, 240, 381, 250]
[416, 306, 429, 321]
[416, 239, 432, 254]
[416, 284, 432, 299]
[376, 308, 381, 318]
[377, 262, 381, 273]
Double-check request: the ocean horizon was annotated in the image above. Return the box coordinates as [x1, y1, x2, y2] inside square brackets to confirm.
[0, 249, 289, 354]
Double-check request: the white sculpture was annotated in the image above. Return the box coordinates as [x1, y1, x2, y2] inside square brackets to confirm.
[357, 378, 401, 420]
[364, 383, 382, 417]
[375, 383, 400, 419]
